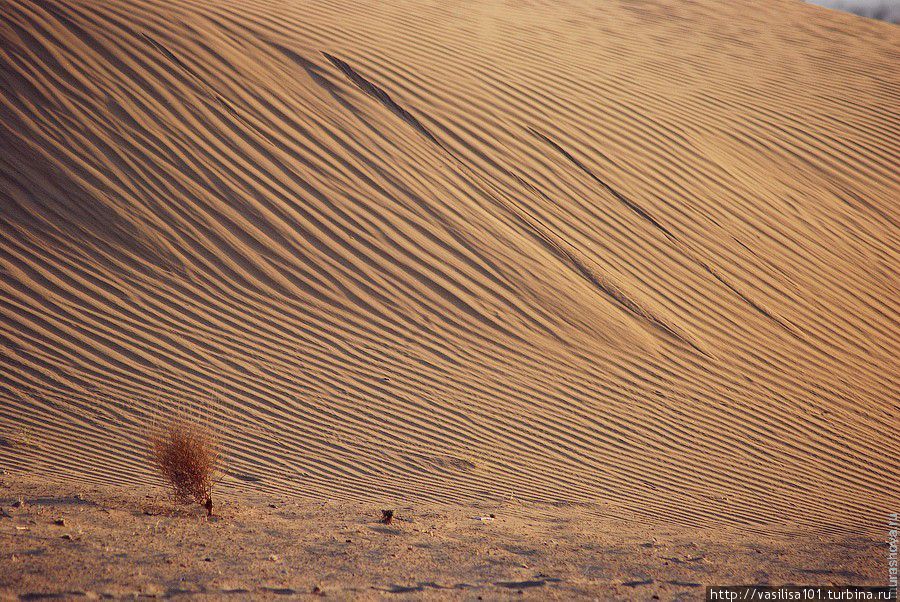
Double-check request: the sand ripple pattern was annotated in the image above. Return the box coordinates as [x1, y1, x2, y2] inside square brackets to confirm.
[0, 0, 897, 534]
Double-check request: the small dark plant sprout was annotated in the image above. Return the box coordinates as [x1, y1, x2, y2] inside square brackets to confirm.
[149, 414, 220, 515]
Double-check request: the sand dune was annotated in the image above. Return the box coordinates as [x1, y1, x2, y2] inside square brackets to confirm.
[1, 0, 897, 560]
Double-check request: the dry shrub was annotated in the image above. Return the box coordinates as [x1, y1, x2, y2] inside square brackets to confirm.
[149, 416, 220, 507]
[3, 426, 34, 449]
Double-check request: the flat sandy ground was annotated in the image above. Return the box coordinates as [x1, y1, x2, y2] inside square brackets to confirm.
[0, 473, 884, 600]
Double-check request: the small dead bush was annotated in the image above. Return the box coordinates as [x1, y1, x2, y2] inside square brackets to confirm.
[149, 416, 220, 510]
[2, 426, 35, 449]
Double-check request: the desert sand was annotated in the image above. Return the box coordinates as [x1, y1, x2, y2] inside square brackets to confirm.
[0, 0, 898, 598]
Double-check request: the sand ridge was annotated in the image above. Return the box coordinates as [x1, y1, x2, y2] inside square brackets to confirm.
[0, 0, 897, 547]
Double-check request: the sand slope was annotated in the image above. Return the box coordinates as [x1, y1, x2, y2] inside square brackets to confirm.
[0, 0, 897, 541]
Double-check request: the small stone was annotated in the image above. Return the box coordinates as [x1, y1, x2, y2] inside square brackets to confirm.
[268, 554, 279, 562]
[54, 519, 66, 526]
[203, 557, 212, 562]
[62, 533, 73, 540]
[12, 499, 24, 508]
